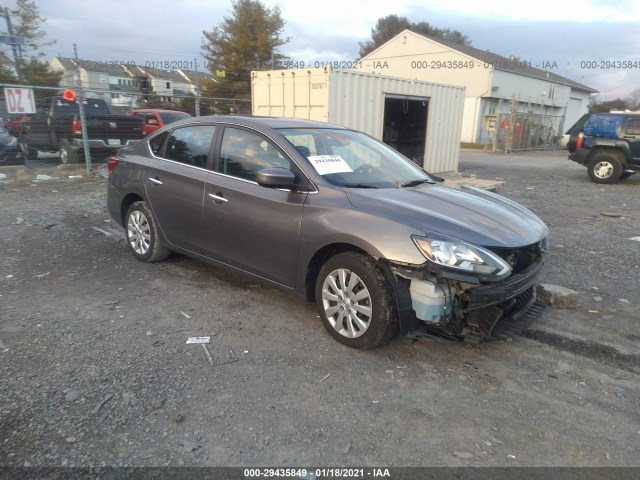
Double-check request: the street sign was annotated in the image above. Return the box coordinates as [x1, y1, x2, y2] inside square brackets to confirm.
[0, 35, 25, 45]
[4, 87, 36, 114]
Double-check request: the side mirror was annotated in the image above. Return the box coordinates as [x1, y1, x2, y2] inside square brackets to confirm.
[256, 167, 296, 189]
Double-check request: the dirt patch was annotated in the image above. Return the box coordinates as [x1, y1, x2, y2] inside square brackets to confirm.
[1, 152, 639, 468]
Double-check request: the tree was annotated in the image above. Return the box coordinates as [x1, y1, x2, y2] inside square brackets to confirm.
[0, 0, 55, 82]
[201, 0, 289, 99]
[625, 87, 640, 111]
[589, 97, 629, 113]
[21, 58, 62, 87]
[9, 0, 55, 57]
[359, 14, 472, 58]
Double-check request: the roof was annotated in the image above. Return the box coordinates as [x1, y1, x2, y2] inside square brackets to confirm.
[389, 31, 598, 94]
[179, 69, 213, 84]
[54, 57, 134, 76]
[53, 57, 77, 70]
[135, 66, 189, 83]
[176, 115, 348, 130]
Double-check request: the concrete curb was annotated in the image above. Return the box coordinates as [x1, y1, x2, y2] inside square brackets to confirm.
[438, 172, 505, 191]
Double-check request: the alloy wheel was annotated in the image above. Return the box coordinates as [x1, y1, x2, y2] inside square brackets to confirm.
[593, 161, 613, 179]
[321, 268, 372, 338]
[127, 210, 151, 255]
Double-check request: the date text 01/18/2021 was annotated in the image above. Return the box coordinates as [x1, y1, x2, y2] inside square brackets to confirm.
[243, 467, 391, 478]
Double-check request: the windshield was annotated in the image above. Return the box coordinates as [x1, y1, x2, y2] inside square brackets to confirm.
[278, 128, 433, 188]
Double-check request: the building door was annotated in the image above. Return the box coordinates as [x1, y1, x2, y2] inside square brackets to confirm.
[382, 95, 429, 167]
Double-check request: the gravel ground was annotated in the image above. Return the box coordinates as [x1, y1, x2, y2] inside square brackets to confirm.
[0, 150, 639, 471]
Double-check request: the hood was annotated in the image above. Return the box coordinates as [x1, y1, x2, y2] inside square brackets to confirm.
[346, 184, 548, 248]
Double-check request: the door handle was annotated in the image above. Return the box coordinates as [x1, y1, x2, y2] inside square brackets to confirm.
[148, 177, 163, 185]
[208, 193, 228, 203]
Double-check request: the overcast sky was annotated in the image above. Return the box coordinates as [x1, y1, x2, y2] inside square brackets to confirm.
[8, 0, 640, 100]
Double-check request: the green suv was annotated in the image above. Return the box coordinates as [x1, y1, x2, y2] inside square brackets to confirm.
[568, 113, 640, 183]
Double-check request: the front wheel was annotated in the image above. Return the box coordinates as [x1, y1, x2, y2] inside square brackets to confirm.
[125, 201, 170, 262]
[587, 154, 622, 184]
[315, 252, 398, 349]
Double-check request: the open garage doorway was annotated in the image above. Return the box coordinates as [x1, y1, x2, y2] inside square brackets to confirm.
[382, 95, 429, 167]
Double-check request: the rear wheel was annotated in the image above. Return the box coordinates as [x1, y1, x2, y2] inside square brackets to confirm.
[620, 172, 634, 180]
[587, 154, 622, 184]
[125, 201, 170, 262]
[315, 252, 398, 349]
[59, 140, 83, 164]
[19, 141, 37, 161]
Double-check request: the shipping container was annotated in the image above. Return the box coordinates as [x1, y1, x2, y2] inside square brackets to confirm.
[251, 68, 465, 173]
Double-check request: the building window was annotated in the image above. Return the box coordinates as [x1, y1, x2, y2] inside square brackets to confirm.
[166, 82, 171, 89]
[100, 75, 108, 83]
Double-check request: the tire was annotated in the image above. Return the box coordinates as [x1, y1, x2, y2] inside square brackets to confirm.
[620, 172, 634, 180]
[19, 141, 37, 161]
[587, 154, 622, 184]
[315, 252, 398, 349]
[125, 201, 170, 263]
[1, 150, 21, 165]
[59, 141, 83, 164]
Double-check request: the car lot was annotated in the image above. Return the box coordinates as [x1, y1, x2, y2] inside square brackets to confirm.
[0, 150, 639, 469]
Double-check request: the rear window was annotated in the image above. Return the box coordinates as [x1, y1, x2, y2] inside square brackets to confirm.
[158, 111, 191, 124]
[583, 115, 624, 138]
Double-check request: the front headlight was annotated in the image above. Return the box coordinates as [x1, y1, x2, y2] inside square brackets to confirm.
[412, 235, 512, 281]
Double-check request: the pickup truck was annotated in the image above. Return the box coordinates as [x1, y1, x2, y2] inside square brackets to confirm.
[19, 97, 144, 163]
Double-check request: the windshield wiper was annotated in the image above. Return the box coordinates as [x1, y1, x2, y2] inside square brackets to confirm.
[342, 183, 379, 189]
[400, 179, 434, 188]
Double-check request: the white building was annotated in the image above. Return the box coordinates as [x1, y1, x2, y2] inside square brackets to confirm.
[357, 30, 598, 145]
[50, 57, 140, 108]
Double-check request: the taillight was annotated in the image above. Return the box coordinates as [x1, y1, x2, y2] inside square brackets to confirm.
[71, 118, 81, 135]
[576, 132, 584, 149]
[107, 156, 121, 175]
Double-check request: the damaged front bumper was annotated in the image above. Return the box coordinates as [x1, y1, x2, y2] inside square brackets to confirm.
[385, 256, 545, 342]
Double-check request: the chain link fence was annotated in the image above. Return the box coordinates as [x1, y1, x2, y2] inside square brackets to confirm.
[491, 112, 564, 153]
[0, 83, 251, 170]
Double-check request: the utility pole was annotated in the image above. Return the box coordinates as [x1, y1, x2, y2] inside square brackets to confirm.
[194, 57, 200, 117]
[0, 6, 24, 82]
[74, 43, 92, 175]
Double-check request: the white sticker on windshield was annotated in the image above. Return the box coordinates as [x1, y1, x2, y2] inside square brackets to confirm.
[307, 155, 353, 175]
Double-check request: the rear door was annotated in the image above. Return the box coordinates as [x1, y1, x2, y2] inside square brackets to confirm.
[144, 125, 216, 254]
[622, 118, 640, 164]
[202, 126, 307, 287]
[566, 114, 589, 153]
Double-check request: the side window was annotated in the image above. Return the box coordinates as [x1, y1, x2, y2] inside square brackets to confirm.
[165, 126, 216, 168]
[149, 131, 169, 156]
[218, 128, 291, 181]
[284, 133, 317, 157]
[625, 119, 640, 136]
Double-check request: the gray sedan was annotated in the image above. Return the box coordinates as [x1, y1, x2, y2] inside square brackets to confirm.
[107, 116, 548, 348]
